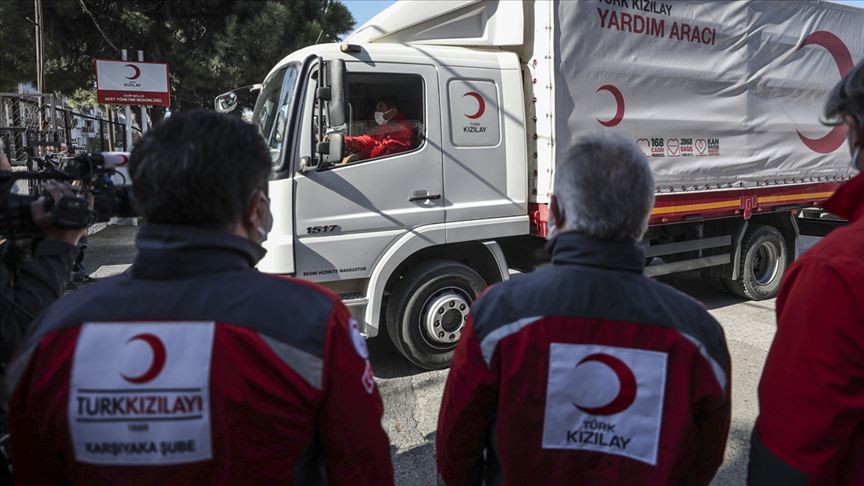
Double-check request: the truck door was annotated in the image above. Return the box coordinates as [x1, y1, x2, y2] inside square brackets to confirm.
[293, 63, 444, 282]
[254, 63, 302, 275]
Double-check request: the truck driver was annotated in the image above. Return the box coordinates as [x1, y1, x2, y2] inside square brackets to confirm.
[343, 97, 415, 163]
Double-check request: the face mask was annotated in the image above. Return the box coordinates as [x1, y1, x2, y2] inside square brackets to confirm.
[546, 217, 558, 241]
[254, 191, 273, 243]
[851, 146, 861, 171]
[373, 111, 387, 126]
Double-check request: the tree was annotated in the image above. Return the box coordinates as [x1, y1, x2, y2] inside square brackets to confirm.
[0, 0, 354, 119]
[0, 0, 35, 90]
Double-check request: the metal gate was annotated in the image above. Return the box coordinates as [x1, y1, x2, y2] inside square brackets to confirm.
[0, 93, 135, 166]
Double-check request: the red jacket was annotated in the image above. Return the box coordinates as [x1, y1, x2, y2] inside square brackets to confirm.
[750, 173, 864, 485]
[7, 225, 394, 485]
[345, 113, 415, 160]
[437, 232, 731, 486]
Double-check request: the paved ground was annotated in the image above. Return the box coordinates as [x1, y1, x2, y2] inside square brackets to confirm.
[81, 225, 820, 485]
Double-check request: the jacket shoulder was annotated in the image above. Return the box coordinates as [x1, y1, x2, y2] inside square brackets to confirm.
[471, 265, 727, 368]
[30, 270, 340, 359]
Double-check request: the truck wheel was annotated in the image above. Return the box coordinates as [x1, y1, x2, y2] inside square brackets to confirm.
[726, 225, 787, 300]
[386, 260, 486, 370]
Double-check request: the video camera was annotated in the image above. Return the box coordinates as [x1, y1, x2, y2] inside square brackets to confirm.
[0, 152, 135, 239]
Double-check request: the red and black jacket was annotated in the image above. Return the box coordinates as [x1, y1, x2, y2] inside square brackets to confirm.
[749, 173, 864, 485]
[344, 113, 415, 160]
[6, 224, 394, 485]
[437, 232, 731, 485]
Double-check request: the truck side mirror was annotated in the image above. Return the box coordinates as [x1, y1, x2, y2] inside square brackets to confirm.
[328, 133, 344, 165]
[310, 58, 348, 172]
[326, 60, 348, 127]
[215, 84, 262, 119]
[311, 133, 344, 172]
[214, 91, 237, 113]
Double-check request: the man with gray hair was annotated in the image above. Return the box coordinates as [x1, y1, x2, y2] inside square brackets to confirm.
[437, 134, 731, 485]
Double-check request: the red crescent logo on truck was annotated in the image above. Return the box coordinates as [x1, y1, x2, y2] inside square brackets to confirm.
[596, 85, 625, 127]
[463, 91, 486, 119]
[121, 333, 167, 384]
[572, 353, 637, 415]
[125, 64, 142, 80]
[795, 31, 852, 154]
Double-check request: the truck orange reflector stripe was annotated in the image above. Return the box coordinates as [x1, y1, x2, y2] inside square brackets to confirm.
[652, 200, 740, 216]
[755, 192, 834, 204]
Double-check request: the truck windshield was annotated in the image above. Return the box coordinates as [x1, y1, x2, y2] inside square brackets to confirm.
[252, 63, 299, 167]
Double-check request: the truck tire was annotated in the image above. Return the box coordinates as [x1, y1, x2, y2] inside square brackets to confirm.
[386, 260, 486, 370]
[726, 225, 787, 300]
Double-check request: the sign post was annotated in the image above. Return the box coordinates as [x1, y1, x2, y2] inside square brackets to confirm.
[121, 50, 133, 151]
[96, 55, 169, 226]
[138, 50, 149, 135]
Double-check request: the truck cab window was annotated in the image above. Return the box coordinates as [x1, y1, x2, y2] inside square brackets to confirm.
[336, 73, 424, 166]
[253, 64, 299, 167]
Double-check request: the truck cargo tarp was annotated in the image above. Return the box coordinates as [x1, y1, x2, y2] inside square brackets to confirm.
[553, 0, 863, 191]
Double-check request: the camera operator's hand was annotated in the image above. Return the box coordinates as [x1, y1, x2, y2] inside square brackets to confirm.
[30, 182, 89, 246]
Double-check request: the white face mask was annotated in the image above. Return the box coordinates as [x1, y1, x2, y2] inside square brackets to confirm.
[851, 146, 861, 171]
[373, 111, 387, 126]
[546, 217, 558, 241]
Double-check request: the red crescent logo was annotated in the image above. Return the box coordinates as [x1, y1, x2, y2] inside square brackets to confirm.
[572, 353, 637, 416]
[795, 31, 852, 153]
[463, 91, 486, 119]
[596, 85, 625, 127]
[125, 63, 142, 80]
[121, 333, 166, 384]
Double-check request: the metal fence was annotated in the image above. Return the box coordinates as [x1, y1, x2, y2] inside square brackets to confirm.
[0, 93, 138, 166]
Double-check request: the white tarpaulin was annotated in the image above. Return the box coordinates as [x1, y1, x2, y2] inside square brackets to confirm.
[552, 0, 863, 192]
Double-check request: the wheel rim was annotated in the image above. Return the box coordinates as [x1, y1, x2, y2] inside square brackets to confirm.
[752, 241, 781, 286]
[421, 287, 471, 347]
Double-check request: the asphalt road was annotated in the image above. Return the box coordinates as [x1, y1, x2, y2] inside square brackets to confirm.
[80, 225, 820, 485]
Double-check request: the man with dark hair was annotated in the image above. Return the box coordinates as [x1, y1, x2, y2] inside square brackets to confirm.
[343, 96, 415, 162]
[437, 134, 731, 485]
[7, 110, 394, 485]
[748, 61, 864, 485]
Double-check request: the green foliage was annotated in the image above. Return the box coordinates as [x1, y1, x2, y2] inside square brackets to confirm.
[66, 88, 98, 112]
[0, 0, 355, 111]
[0, 0, 35, 89]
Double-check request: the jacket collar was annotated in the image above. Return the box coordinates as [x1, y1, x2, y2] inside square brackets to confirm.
[131, 224, 266, 280]
[546, 231, 645, 273]
[824, 172, 864, 222]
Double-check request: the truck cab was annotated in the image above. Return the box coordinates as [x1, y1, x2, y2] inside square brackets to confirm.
[229, 36, 531, 369]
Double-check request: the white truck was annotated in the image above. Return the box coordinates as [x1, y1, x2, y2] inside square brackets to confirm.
[216, 0, 863, 369]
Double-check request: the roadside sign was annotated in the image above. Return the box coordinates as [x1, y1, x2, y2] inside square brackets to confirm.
[95, 59, 170, 107]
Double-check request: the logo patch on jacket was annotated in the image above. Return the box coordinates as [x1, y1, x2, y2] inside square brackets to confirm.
[68, 322, 215, 465]
[349, 318, 369, 359]
[541, 343, 667, 465]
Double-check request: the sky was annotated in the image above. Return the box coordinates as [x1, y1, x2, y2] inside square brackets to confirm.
[343, 0, 396, 32]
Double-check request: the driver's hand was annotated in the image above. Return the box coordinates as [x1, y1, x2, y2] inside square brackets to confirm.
[30, 182, 91, 246]
[340, 153, 359, 165]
